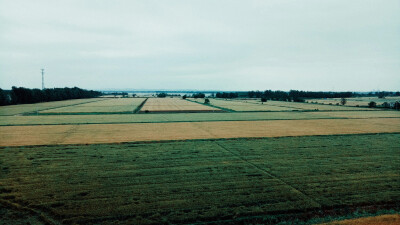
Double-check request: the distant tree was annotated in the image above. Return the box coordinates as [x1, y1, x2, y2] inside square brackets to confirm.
[182, 95, 187, 99]
[192, 93, 205, 98]
[157, 93, 167, 98]
[382, 102, 390, 108]
[340, 98, 347, 106]
[261, 96, 267, 104]
[293, 97, 305, 102]
[204, 98, 210, 104]
[368, 101, 376, 108]
[378, 92, 386, 99]
[216, 92, 238, 99]
[0, 89, 9, 106]
[393, 101, 400, 110]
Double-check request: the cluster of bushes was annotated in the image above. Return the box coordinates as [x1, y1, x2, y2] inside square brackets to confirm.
[192, 93, 205, 98]
[156, 93, 167, 98]
[216, 92, 239, 98]
[247, 90, 354, 102]
[0, 87, 102, 106]
[368, 101, 400, 110]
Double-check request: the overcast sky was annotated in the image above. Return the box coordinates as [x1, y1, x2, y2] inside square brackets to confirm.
[0, 0, 399, 91]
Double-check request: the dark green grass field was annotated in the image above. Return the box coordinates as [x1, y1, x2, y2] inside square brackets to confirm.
[0, 133, 399, 224]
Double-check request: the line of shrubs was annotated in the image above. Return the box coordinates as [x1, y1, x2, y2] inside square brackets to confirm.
[0, 86, 102, 106]
[368, 101, 400, 110]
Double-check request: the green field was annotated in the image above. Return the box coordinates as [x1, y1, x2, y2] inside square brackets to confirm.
[0, 110, 399, 126]
[233, 99, 377, 111]
[0, 134, 399, 224]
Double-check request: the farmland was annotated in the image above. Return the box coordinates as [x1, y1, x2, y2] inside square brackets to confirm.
[0, 134, 399, 224]
[308, 96, 400, 107]
[39, 98, 146, 114]
[0, 98, 105, 116]
[0, 97, 399, 224]
[189, 98, 377, 112]
[140, 98, 220, 113]
[1, 110, 399, 126]
[1, 118, 400, 146]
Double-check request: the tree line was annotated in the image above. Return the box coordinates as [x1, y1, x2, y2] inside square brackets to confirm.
[0, 87, 102, 106]
[217, 90, 400, 102]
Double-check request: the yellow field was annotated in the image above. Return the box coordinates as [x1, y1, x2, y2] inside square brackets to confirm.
[140, 98, 220, 112]
[40, 98, 146, 113]
[1, 118, 399, 146]
[308, 110, 400, 118]
[321, 214, 400, 225]
[0, 98, 103, 116]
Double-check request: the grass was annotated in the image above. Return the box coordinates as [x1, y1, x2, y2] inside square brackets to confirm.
[0, 110, 398, 126]
[0, 111, 340, 126]
[1, 118, 400, 146]
[0, 134, 399, 224]
[140, 98, 220, 113]
[39, 98, 146, 114]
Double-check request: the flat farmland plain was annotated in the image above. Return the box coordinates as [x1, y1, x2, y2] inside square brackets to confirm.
[140, 98, 220, 113]
[1, 97, 399, 224]
[39, 98, 146, 114]
[0, 98, 104, 116]
[1, 118, 399, 146]
[0, 134, 399, 224]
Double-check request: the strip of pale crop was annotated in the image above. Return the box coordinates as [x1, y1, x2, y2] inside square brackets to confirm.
[1, 118, 399, 146]
[0, 98, 105, 116]
[0, 111, 398, 126]
[39, 98, 146, 114]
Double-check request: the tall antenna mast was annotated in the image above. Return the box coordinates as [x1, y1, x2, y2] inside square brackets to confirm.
[41, 68, 45, 90]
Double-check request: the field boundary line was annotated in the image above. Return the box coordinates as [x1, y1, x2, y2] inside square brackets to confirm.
[133, 97, 148, 113]
[185, 98, 235, 112]
[213, 141, 324, 208]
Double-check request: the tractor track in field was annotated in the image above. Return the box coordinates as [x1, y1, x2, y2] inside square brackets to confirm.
[0, 198, 61, 225]
[187, 121, 324, 208]
[213, 141, 325, 208]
